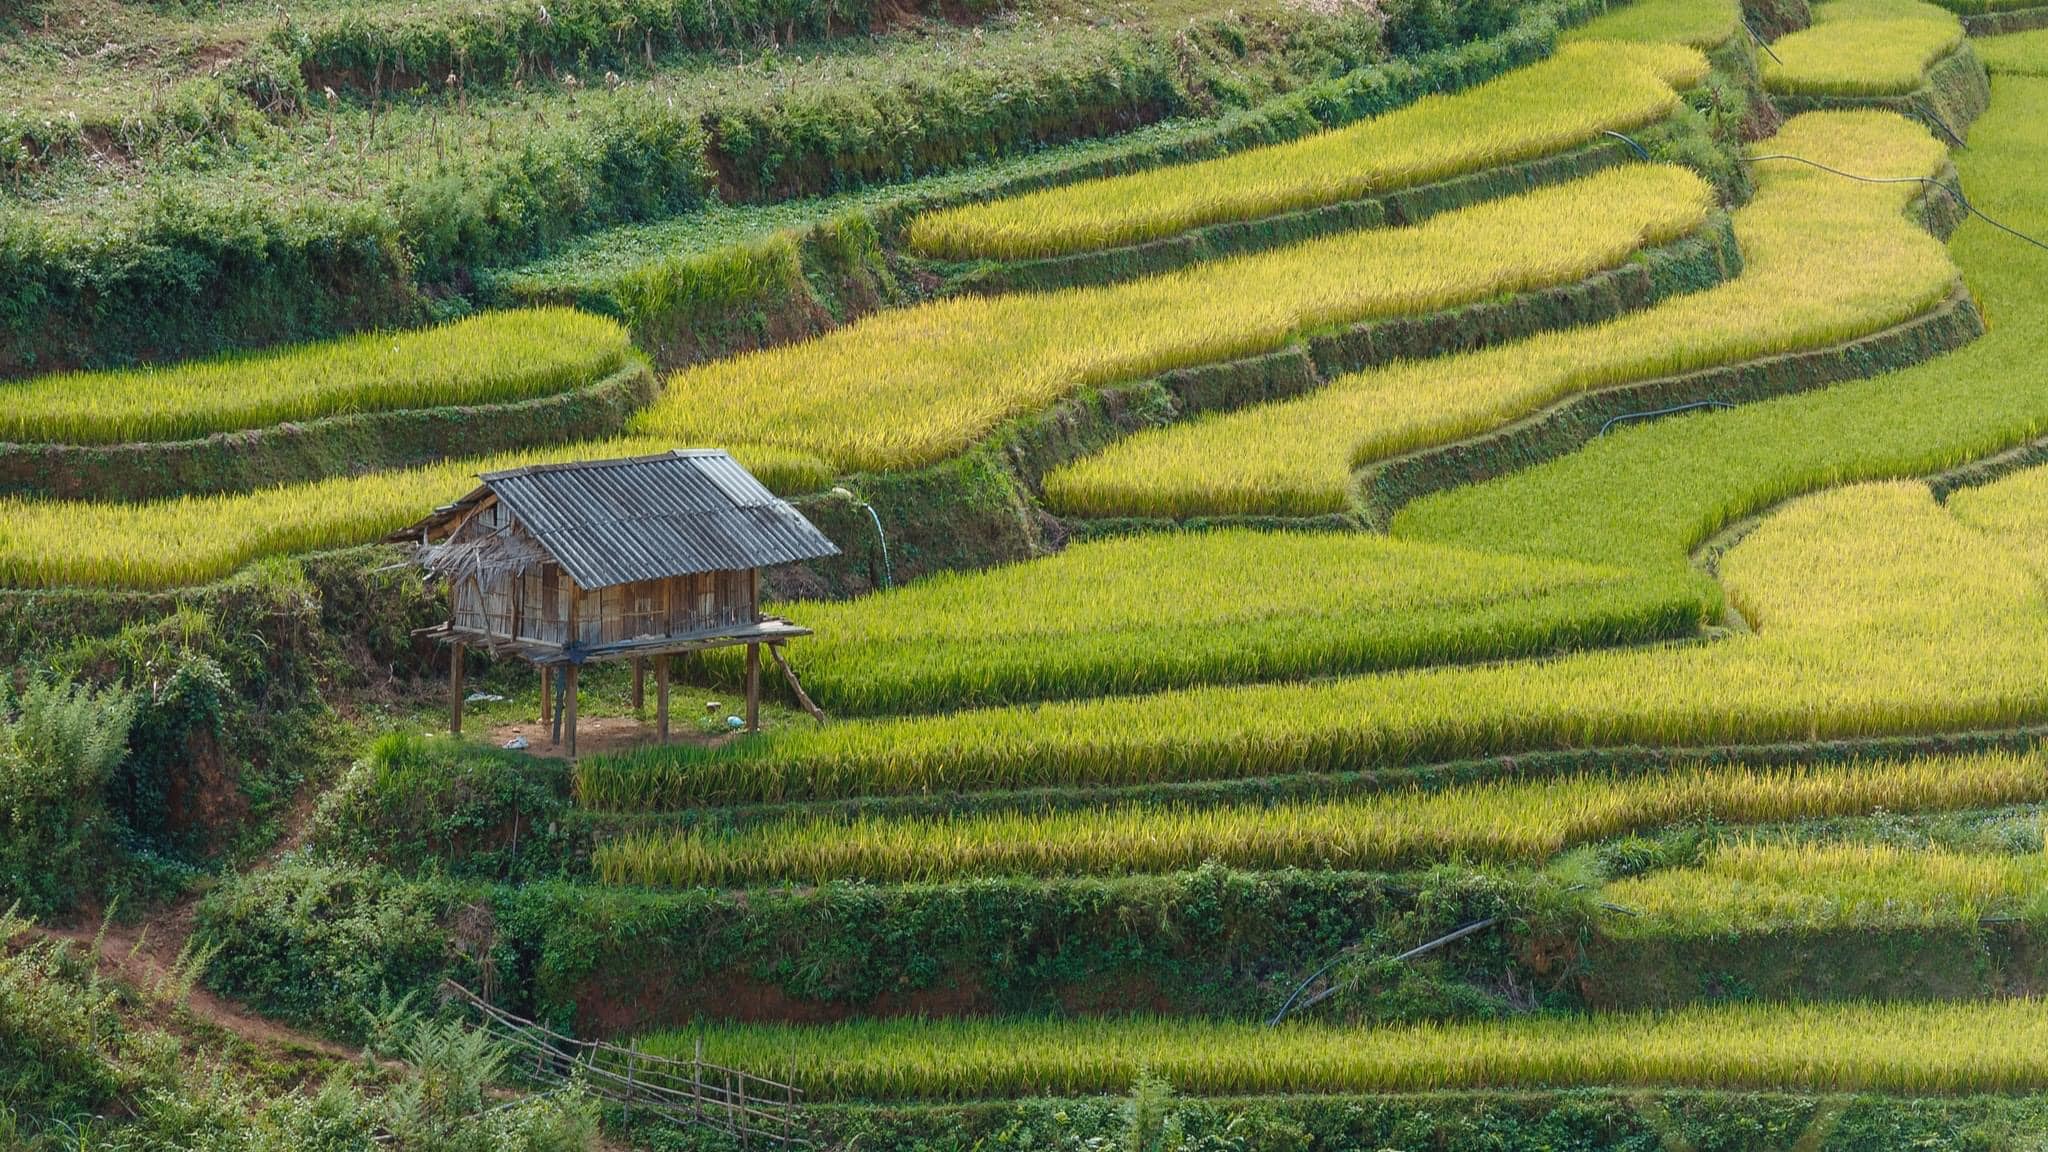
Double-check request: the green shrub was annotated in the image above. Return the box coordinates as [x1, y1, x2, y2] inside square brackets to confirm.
[107, 656, 232, 863]
[0, 678, 138, 916]
[195, 857, 456, 1039]
[197, 860, 1570, 1032]
[312, 733, 578, 881]
[0, 910, 166, 1130]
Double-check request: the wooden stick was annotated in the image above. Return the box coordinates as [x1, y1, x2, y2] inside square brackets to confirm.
[632, 657, 646, 713]
[450, 641, 466, 736]
[656, 656, 671, 742]
[745, 643, 761, 732]
[539, 662, 552, 728]
[769, 644, 825, 723]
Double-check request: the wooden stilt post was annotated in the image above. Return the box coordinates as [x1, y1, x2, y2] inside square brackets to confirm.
[539, 663, 552, 728]
[632, 657, 646, 713]
[745, 643, 761, 732]
[564, 663, 580, 757]
[549, 667, 563, 747]
[449, 641, 466, 736]
[656, 656, 671, 742]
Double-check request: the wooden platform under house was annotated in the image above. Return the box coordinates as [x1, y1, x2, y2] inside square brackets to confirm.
[399, 450, 841, 755]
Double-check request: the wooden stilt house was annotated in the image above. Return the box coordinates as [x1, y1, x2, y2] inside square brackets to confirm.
[399, 450, 841, 755]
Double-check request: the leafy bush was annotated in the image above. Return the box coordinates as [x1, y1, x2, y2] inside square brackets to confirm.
[0, 911, 154, 1125]
[2, 962, 601, 1150]
[195, 857, 455, 1039]
[109, 656, 233, 863]
[0, 678, 138, 915]
[200, 860, 1566, 1031]
[313, 732, 577, 881]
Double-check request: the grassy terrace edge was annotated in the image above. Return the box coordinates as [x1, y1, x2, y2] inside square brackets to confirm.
[1964, 5, 2048, 32]
[724, 1090, 2048, 1151]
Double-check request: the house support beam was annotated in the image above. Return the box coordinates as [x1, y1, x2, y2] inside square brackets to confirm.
[449, 641, 466, 736]
[539, 664, 553, 729]
[656, 656, 672, 742]
[745, 643, 761, 732]
[632, 658, 646, 713]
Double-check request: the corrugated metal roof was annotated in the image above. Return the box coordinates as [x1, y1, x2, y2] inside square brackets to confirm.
[473, 450, 840, 589]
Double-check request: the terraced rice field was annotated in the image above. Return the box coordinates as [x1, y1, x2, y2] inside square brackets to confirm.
[1044, 111, 1957, 518]
[905, 41, 1707, 261]
[1605, 839, 2048, 932]
[17, 0, 2048, 1142]
[1762, 0, 1965, 97]
[593, 753, 2048, 885]
[574, 479, 2048, 807]
[634, 163, 1713, 472]
[0, 309, 632, 445]
[1975, 28, 2048, 74]
[646, 1001, 2048, 1098]
[745, 529, 1693, 714]
[1564, 0, 1743, 48]
[0, 437, 832, 589]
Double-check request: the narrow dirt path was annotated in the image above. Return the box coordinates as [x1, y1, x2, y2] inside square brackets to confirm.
[35, 903, 358, 1062]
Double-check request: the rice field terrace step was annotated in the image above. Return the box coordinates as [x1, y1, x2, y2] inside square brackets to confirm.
[927, 134, 1653, 295]
[0, 362, 659, 504]
[1770, 42, 1992, 145]
[1358, 284, 1984, 528]
[575, 723, 2048, 832]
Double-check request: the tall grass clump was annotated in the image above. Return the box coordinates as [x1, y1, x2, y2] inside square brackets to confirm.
[904, 42, 1706, 261]
[0, 309, 633, 446]
[0, 437, 830, 590]
[642, 1000, 2048, 1099]
[1046, 112, 1955, 519]
[761, 529, 1689, 715]
[1605, 839, 2048, 934]
[575, 482, 2048, 807]
[0, 678, 138, 915]
[635, 165, 1713, 473]
[1762, 0, 1964, 97]
[592, 753, 2047, 885]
